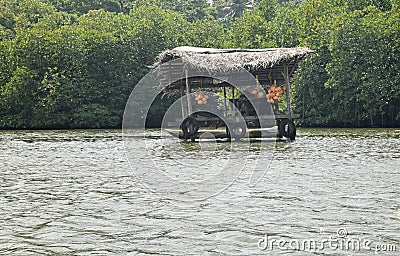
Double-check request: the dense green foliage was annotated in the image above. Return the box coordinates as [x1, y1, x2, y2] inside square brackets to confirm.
[0, 0, 399, 129]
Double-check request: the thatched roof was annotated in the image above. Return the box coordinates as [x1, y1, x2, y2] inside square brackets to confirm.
[154, 46, 314, 89]
[154, 46, 314, 72]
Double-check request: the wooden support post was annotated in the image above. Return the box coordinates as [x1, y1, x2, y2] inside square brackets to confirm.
[185, 69, 192, 116]
[223, 85, 227, 117]
[231, 86, 235, 116]
[284, 63, 293, 120]
[180, 85, 186, 119]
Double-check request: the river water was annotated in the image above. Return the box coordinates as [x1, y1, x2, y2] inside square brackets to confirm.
[0, 128, 399, 255]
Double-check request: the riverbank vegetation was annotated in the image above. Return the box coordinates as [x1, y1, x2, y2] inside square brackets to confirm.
[0, 0, 399, 129]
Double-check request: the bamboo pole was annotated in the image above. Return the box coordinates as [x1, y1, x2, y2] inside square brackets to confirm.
[185, 69, 192, 115]
[223, 85, 227, 117]
[180, 85, 186, 119]
[231, 86, 235, 116]
[284, 63, 293, 120]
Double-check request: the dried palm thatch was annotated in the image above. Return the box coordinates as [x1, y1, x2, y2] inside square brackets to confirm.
[154, 46, 314, 72]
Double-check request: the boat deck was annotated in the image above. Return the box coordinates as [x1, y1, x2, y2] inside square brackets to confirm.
[165, 126, 279, 139]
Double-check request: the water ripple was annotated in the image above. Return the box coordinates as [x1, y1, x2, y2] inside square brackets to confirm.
[0, 129, 399, 255]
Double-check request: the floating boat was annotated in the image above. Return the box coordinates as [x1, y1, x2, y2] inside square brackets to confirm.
[153, 46, 314, 142]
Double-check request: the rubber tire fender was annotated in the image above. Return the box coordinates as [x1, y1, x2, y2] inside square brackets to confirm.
[180, 116, 200, 139]
[227, 122, 247, 140]
[279, 119, 296, 141]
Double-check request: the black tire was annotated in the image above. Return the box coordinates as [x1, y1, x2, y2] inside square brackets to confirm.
[180, 116, 199, 140]
[225, 126, 231, 141]
[279, 119, 296, 141]
[227, 123, 247, 140]
[276, 120, 283, 138]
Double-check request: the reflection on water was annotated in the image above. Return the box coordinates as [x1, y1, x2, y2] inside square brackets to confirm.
[0, 128, 399, 255]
